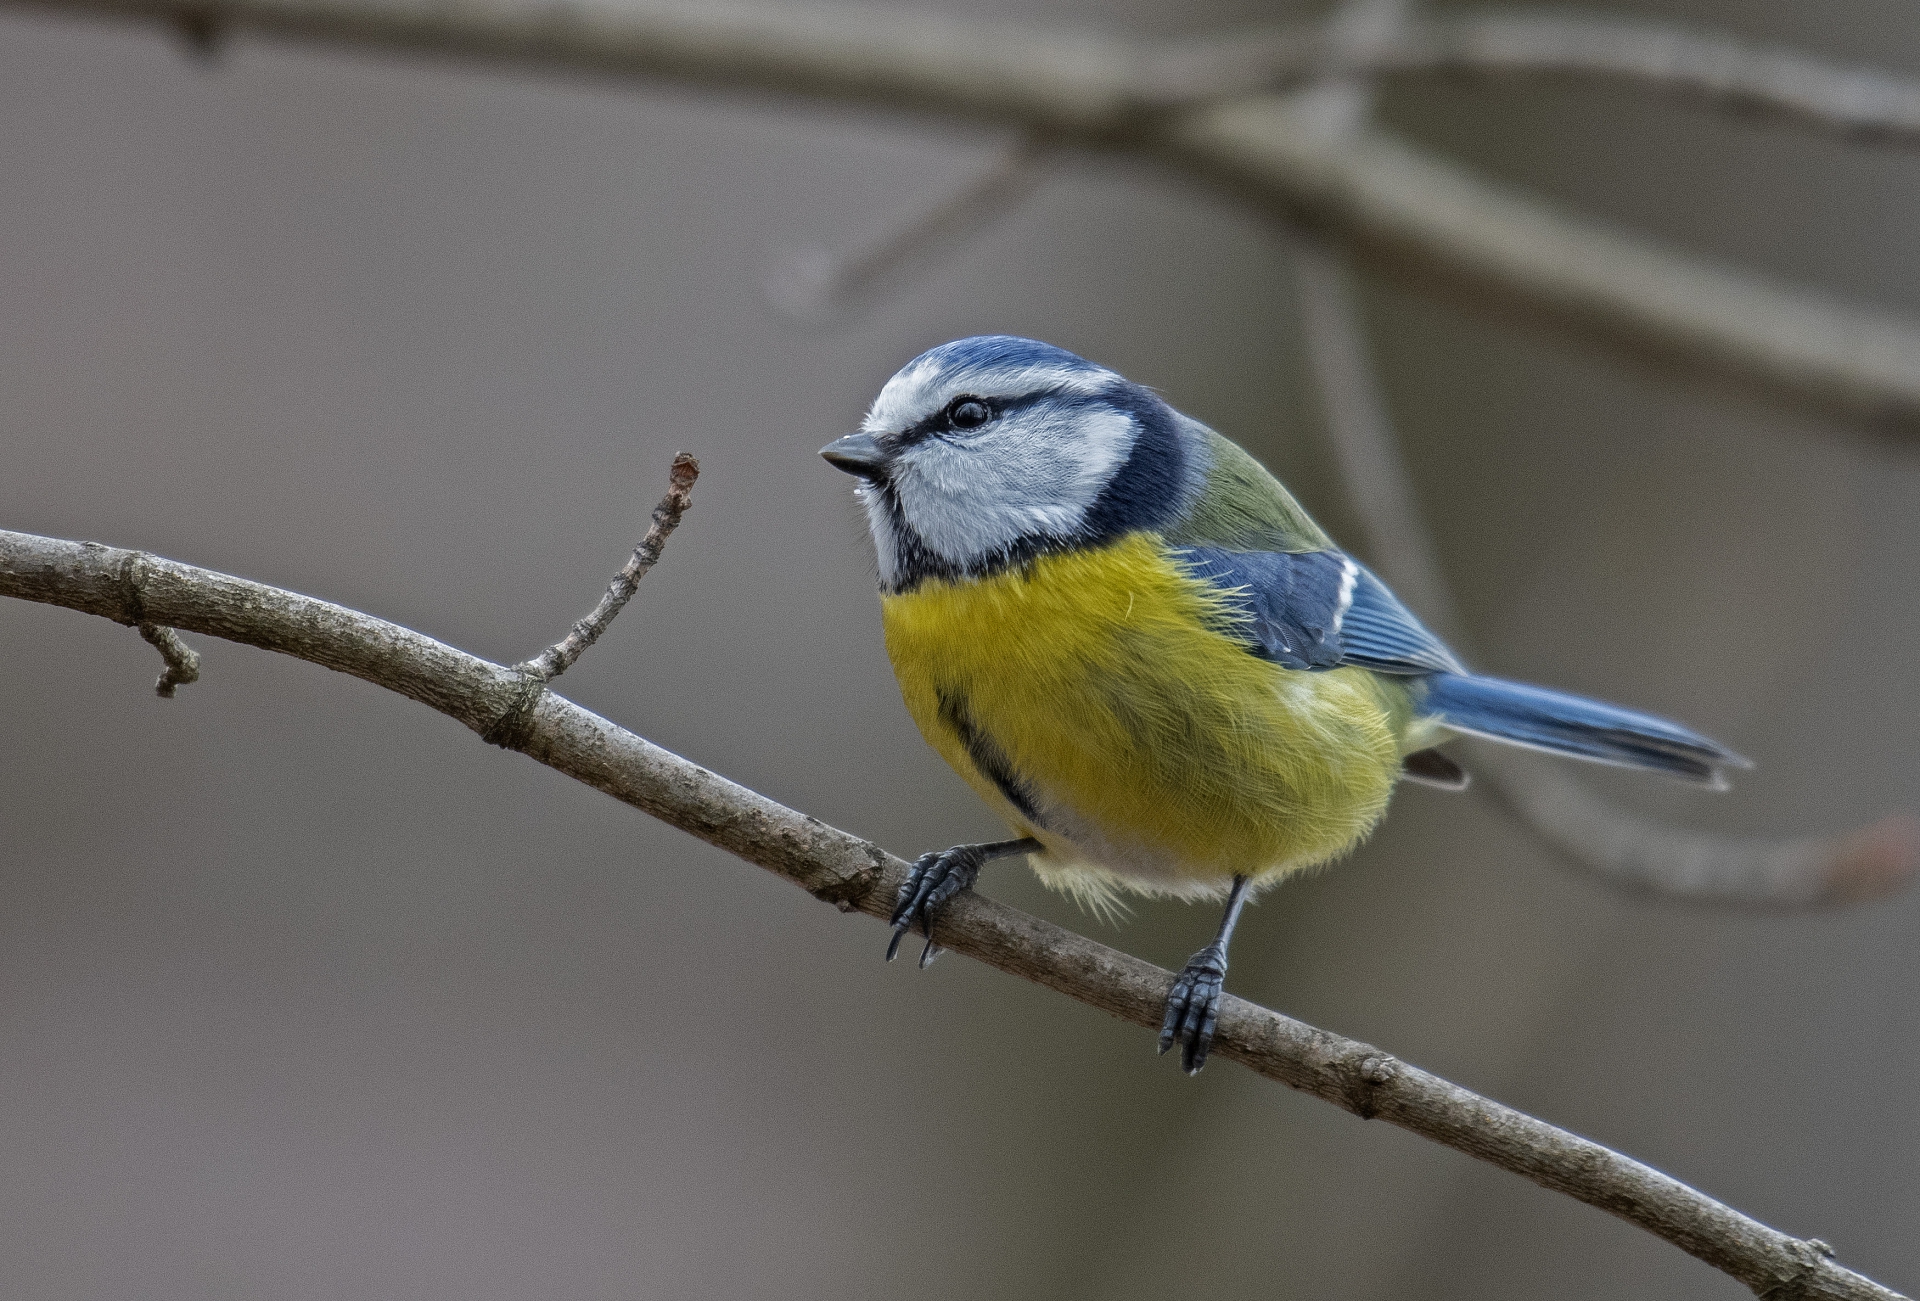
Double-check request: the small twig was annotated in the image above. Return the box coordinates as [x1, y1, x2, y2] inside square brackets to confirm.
[483, 453, 699, 751]
[0, 526, 1906, 1301]
[136, 622, 201, 698]
[520, 452, 699, 683]
[764, 135, 1048, 324]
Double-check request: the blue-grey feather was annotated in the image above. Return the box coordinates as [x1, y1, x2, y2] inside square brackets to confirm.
[1418, 674, 1748, 785]
[1171, 547, 1348, 670]
[1338, 566, 1464, 675]
[1173, 547, 1461, 676]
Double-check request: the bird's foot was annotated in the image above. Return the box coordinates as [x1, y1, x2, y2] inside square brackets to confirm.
[887, 844, 986, 968]
[1158, 943, 1229, 1074]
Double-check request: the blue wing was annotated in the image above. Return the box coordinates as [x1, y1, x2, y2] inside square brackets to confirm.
[1170, 546, 1463, 675]
[1170, 544, 1747, 786]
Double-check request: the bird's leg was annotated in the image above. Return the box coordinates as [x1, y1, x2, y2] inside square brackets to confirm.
[1158, 874, 1252, 1075]
[888, 837, 1041, 968]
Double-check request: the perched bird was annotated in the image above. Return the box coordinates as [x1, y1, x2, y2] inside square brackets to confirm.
[822, 336, 1746, 1073]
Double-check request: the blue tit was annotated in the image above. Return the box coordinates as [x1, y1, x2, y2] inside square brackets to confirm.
[821, 335, 1747, 1073]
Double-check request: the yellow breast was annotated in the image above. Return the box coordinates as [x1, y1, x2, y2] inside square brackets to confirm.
[879, 533, 1411, 900]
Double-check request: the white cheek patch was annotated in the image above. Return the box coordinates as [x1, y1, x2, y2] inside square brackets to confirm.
[890, 404, 1137, 569]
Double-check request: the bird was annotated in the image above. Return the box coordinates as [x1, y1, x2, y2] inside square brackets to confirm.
[820, 335, 1747, 1074]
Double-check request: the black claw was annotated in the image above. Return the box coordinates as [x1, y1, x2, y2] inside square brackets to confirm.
[1157, 993, 1183, 1056]
[1193, 997, 1223, 1073]
[1159, 944, 1228, 1074]
[884, 845, 984, 965]
[888, 860, 937, 931]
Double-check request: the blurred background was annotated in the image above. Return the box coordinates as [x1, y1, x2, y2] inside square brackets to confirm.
[2, 0, 1917, 1296]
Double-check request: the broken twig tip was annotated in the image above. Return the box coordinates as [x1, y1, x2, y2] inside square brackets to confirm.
[669, 451, 699, 490]
[137, 623, 201, 698]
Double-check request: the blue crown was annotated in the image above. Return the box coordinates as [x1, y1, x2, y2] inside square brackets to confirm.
[904, 335, 1111, 386]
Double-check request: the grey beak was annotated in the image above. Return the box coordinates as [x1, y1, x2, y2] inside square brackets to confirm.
[820, 432, 886, 477]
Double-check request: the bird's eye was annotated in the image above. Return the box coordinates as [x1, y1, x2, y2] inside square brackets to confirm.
[945, 398, 992, 430]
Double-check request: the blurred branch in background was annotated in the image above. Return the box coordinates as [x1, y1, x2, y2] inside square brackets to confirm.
[1155, 11, 1920, 147]
[1284, 0, 1919, 906]
[0, 520, 1906, 1301]
[764, 134, 1048, 324]
[14, 0, 1920, 431]
[1300, 243, 1920, 904]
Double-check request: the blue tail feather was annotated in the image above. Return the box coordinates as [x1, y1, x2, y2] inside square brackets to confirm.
[1420, 674, 1749, 788]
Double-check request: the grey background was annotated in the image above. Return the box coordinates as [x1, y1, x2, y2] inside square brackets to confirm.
[2, 0, 1916, 1297]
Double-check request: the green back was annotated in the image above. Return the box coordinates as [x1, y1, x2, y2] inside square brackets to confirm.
[1163, 429, 1333, 553]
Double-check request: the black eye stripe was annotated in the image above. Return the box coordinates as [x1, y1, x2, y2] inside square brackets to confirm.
[888, 384, 1119, 448]
[893, 394, 991, 446]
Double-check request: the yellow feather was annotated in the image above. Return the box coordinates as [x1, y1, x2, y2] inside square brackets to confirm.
[880, 534, 1416, 902]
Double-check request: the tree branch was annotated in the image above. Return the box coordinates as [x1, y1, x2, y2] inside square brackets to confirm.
[1154, 12, 1920, 148]
[0, 524, 1906, 1301]
[13, 0, 1920, 434]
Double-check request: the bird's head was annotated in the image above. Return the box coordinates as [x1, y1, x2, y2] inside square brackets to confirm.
[821, 336, 1194, 590]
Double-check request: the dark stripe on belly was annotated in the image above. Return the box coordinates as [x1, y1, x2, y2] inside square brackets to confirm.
[936, 689, 1044, 825]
